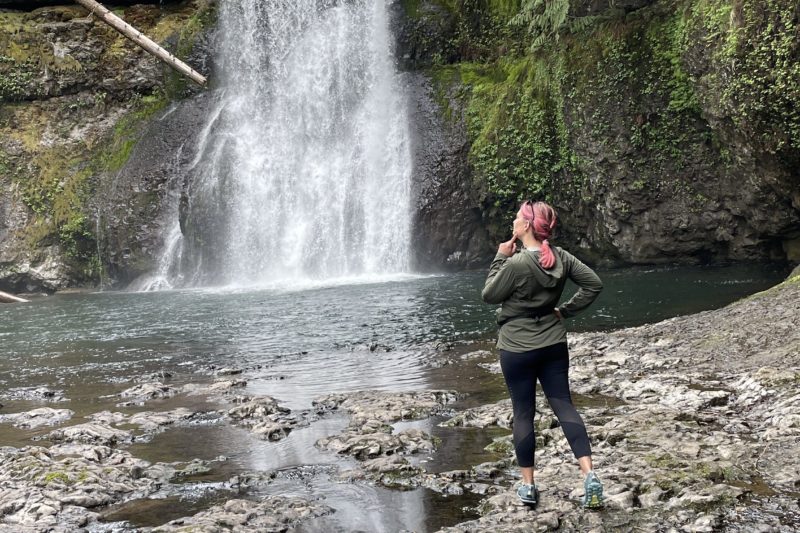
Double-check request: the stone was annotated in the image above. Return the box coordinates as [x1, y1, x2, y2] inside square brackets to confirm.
[180, 379, 248, 396]
[1, 387, 67, 403]
[313, 390, 458, 425]
[43, 423, 133, 446]
[150, 496, 332, 532]
[317, 428, 436, 461]
[605, 490, 636, 511]
[639, 487, 665, 508]
[440, 400, 512, 429]
[0, 408, 73, 429]
[116, 382, 179, 406]
[0, 444, 158, 530]
[224, 395, 298, 441]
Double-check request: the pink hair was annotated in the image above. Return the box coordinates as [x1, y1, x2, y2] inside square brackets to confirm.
[520, 201, 558, 269]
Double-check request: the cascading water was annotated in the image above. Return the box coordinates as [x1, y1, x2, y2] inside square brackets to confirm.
[141, 0, 413, 289]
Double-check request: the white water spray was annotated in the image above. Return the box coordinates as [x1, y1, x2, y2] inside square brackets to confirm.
[141, 0, 413, 289]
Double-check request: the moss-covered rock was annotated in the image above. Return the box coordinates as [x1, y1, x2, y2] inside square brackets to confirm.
[405, 0, 799, 267]
[0, 0, 216, 291]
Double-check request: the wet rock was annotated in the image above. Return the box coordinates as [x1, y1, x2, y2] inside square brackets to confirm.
[225, 395, 298, 441]
[317, 426, 437, 461]
[483, 435, 514, 456]
[312, 390, 457, 489]
[362, 456, 424, 488]
[1, 386, 67, 403]
[88, 411, 129, 425]
[214, 367, 243, 376]
[0, 2, 215, 290]
[43, 423, 133, 446]
[0, 444, 158, 530]
[404, 69, 491, 270]
[115, 382, 179, 406]
[477, 361, 501, 374]
[0, 407, 73, 429]
[150, 496, 332, 532]
[313, 390, 458, 425]
[181, 379, 248, 397]
[48, 443, 115, 463]
[440, 400, 512, 429]
[170, 458, 215, 480]
[128, 408, 207, 433]
[470, 461, 507, 479]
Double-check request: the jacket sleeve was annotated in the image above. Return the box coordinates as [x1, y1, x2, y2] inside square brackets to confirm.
[558, 252, 603, 318]
[481, 253, 518, 304]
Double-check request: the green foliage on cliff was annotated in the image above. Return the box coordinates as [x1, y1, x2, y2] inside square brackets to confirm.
[425, 0, 799, 227]
[435, 57, 571, 207]
[0, 1, 214, 285]
[716, 0, 800, 161]
[1, 91, 168, 279]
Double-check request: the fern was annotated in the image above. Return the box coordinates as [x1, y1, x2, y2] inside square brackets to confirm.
[511, 0, 614, 52]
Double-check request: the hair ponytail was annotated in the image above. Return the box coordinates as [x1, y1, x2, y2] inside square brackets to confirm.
[539, 239, 556, 269]
[521, 200, 558, 269]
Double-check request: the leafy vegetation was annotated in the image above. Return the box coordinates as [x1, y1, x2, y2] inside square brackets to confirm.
[423, 0, 799, 232]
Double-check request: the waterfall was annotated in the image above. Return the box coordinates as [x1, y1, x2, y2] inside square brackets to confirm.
[142, 0, 413, 289]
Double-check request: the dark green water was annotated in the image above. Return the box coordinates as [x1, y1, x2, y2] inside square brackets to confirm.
[0, 263, 789, 532]
[0, 264, 787, 401]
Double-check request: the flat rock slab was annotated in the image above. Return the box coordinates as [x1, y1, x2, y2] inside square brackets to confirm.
[225, 395, 299, 441]
[1, 387, 67, 403]
[317, 426, 437, 460]
[43, 422, 133, 446]
[181, 379, 248, 397]
[0, 445, 158, 530]
[150, 496, 332, 532]
[313, 389, 458, 425]
[440, 399, 512, 429]
[115, 382, 180, 406]
[0, 407, 73, 429]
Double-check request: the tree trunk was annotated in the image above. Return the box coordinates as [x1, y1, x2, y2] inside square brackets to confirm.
[0, 291, 29, 303]
[75, 0, 207, 86]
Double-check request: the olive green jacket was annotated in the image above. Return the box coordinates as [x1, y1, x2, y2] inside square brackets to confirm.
[482, 246, 603, 352]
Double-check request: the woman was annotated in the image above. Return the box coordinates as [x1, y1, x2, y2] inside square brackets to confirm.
[482, 200, 604, 509]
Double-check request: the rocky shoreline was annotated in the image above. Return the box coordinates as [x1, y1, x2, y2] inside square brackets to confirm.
[1, 273, 799, 531]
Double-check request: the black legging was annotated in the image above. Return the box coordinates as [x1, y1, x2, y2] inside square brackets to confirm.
[500, 342, 591, 468]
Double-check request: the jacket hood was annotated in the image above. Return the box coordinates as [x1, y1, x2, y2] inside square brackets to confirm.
[519, 247, 564, 288]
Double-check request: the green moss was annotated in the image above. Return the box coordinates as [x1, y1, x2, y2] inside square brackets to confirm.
[0, 55, 37, 101]
[6, 91, 168, 280]
[716, 0, 800, 156]
[402, 0, 423, 19]
[42, 471, 71, 485]
[423, 0, 799, 250]
[162, 0, 217, 96]
[484, 435, 513, 455]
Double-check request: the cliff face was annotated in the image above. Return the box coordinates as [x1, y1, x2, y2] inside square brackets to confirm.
[1, 0, 798, 291]
[400, 0, 800, 269]
[0, 0, 213, 292]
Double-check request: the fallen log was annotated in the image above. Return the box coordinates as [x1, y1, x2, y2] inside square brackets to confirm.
[0, 291, 29, 303]
[75, 0, 207, 87]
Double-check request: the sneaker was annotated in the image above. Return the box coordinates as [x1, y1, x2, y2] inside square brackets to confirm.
[582, 471, 604, 509]
[516, 483, 539, 506]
